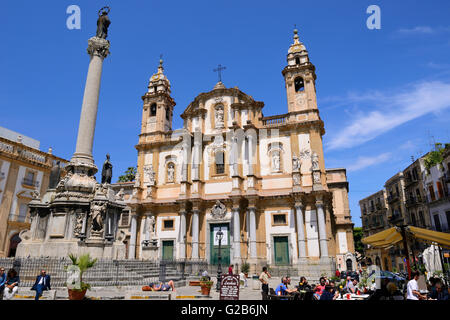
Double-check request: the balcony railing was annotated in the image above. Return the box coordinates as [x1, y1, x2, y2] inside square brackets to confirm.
[0, 137, 50, 165]
[261, 114, 288, 127]
[387, 194, 399, 203]
[22, 178, 39, 187]
[369, 206, 375, 212]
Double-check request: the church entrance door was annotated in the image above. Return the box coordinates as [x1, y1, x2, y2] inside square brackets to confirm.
[274, 236, 289, 265]
[162, 240, 174, 260]
[210, 223, 230, 266]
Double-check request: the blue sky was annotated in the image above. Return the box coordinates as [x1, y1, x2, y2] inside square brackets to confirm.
[1, 0, 450, 227]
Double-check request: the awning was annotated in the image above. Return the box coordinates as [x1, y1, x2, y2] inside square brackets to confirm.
[362, 226, 450, 249]
[407, 226, 450, 248]
[361, 227, 402, 248]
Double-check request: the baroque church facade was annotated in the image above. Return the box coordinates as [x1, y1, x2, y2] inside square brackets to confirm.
[126, 29, 355, 274]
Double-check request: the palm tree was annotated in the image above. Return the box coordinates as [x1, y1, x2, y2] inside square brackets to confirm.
[68, 253, 97, 291]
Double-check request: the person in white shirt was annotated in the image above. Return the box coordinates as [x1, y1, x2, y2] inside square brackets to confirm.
[406, 271, 427, 300]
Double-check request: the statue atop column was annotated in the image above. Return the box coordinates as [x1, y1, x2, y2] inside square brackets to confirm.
[48, 160, 61, 189]
[101, 154, 113, 184]
[96, 7, 111, 39]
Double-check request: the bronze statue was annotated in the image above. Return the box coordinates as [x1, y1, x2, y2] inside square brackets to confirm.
[48, 160, 61, 189]
[101, 154, 113, 184]
[96, 7, 111, 39]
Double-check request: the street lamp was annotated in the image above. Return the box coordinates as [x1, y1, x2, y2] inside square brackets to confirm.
[389, 216, 412, 280]
[216, 227, 224, 291]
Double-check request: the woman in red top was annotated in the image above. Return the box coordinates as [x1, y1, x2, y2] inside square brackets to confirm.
[228, 264, 234, 274]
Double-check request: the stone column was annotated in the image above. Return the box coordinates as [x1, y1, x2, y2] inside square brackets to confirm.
[295, 203, 307, 259]
[248, 207, 257, 258]
[179, 210, 187, 259]
[231, 136, 238, 176]
[316, 198, 328, 258]
[247, 136, 253, 176]
[71, 37, 110, 169]
[191, 209, 199, 259]
[128, 214, 138, 259]
[233, 207, 241, 261]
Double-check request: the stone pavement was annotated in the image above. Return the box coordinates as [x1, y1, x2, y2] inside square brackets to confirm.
[11, 276, 305, 300]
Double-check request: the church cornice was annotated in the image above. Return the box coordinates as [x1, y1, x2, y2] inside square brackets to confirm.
[282, 63, 316, 78]
[181, 87, 262, 119]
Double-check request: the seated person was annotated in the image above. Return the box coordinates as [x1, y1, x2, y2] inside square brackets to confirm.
[320, 285, 336, 300]
[313, 277, 326, 300]
[148, 280, 176, 292]
[275, 277, 297, 296]
[429, 282, 449, 301]
[382, 282, 404, 300]
[298, 276, 311, 291]
[344, 277, 357, 294]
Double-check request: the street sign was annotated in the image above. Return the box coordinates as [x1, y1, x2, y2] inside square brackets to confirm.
[219, 274, 240, 300]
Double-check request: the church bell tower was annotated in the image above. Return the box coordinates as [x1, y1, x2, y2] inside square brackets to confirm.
[282, 28, 318, 113]
[141, 58, 176, 134]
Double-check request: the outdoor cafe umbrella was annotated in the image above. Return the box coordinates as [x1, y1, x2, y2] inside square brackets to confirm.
[362, 226, 450, 280]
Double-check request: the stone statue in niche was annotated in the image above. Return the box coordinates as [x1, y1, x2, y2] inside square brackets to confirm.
[215, 106, 224, 128]
[272, 151, 281, 172]
[144, 165, 156, 186]
[48, 160, 61, 189]
[134, 171, 141, 188]
[293, 174, 300, 186]
[73, 212, 84, 237]
[292, 154, 301, 172]
[167, 163, 175, 183]
[313, 171, 321, 184]
[149, 215, 156, 237]
[211, 200, 226, 219]
[101, 154, 113, 184]
[91, 202, 106, 232]
[311, 152, 319, 170]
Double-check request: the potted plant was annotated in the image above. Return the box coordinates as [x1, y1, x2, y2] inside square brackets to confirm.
[65, 253, 97, 300]
[241, 262, 250, 278]
[199, 276, 214, 296]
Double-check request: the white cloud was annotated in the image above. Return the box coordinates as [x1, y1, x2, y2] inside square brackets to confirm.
[326, 81, 450, 150]
[397, 26, 435, 35]
[347, 152, 391, 172]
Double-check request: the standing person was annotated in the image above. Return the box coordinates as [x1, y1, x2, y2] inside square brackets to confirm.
[259, 266, 271, 298]
[228, 264, 234, 275]
[3, 268, 20, 300]
[31, 269, 51, 300]
[406, 271, 427, 300]
[0, 268, 6, 300]
[335, 269, 340, 278]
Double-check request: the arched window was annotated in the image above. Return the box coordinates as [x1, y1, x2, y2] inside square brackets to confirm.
[419, 211, 425, 226]
[215, 151, 225, 174]
[294, 77, 304, 92]
[150, 103, 157, 117]
[8, 233, 21, 257]
[346, 258, 353, 271]
[375, 256, 381, 267]
[295, 57, 300, 65]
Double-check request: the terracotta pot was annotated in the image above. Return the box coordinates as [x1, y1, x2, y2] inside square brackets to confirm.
[68, 288, 87, 300]
[200, 285, 211, 296]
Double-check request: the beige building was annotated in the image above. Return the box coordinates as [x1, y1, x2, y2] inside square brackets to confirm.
[0, 127, 67, 257]
[126, 29, 355, 276]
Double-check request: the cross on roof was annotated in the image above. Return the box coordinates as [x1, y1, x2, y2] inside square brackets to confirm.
[213, 64, 226, 82]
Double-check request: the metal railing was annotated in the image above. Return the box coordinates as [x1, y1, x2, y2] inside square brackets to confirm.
[0, 257, 207, 288]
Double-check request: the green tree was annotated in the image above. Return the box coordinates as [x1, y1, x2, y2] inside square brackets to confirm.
[353, 227, 364, 254]
[117, 166, 137, 182]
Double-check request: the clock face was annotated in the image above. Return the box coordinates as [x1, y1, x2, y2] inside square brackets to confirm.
[151, 74, 160, 81]
[295, 93, 306, 106]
